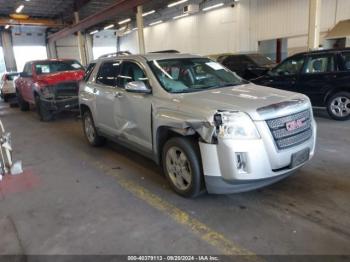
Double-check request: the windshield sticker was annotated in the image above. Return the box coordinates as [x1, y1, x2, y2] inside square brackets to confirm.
[206, 62, 225, 71]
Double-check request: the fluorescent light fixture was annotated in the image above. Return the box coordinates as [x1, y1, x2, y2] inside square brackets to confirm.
[142, 10, 155, 17]
[104, 24, 114, 30]
[118, 26, 127, 31]
[149, 20, 163, 26]
[168, 0, 188, 8]
[118, 18, 131, 25]
[16, 4, 24, 13]
[132, 28, 138, 31]
[90, 30, 99, 35]
[173, 13, 189, 19]
[5, 25, 10, 29]
[203, 3, 224, 11]
[124, 30, 132, 35]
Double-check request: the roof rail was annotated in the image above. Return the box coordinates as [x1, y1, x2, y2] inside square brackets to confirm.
[99, 51, 132, 59]
[149, 50, 180, 54]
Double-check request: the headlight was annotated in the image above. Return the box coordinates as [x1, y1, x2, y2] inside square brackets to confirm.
[40, 86, 55, 98]
[215, 111, 260, 140]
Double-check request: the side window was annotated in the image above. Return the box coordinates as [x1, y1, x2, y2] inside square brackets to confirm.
[96, 61, 121, 86]
[271, 56, 305, 76]
[119, 62, 148, 88]
[23, 63, 33, 77]
[341, 52, 350, 71]
[303, 55, 335, 74]
[84, 63, 96, 82]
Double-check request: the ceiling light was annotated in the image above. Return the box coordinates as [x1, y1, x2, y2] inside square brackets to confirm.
[90, 30, 99, 35]
[5, 25, 10, 29]
[16, 5, 24, 13]
[142, 10, 155, 17]
[118, 18, 131, 25]
[118, 26, 127, 31]
[149, 20, 163, 26]
[104, 24, 114, 30]
[173, 13, 189, 19]
[168, 0, 188, 8]
[202, 3, 224, 11]
[132, 28, 138, 31]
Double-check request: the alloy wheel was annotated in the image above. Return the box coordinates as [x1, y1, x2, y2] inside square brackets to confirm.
[165, 146, 192, 191]
[330, 96, 350, 118]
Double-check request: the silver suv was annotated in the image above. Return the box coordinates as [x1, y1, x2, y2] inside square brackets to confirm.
[79, 53, 317, 198]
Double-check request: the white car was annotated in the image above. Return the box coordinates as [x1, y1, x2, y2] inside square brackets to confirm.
[79, 53, 317, 198]
[0, 72, 19, 102]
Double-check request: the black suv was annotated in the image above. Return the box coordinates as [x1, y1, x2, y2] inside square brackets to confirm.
[253, 48, 350, 120]
[213, 53, 276, 80]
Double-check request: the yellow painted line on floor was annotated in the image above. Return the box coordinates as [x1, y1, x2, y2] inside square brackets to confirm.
[83, 155, 261, 260]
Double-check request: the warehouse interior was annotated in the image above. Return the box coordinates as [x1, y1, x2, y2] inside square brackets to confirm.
[0, 0, 350, 260]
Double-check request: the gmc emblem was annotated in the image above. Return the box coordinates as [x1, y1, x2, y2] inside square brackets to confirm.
[286, 117, 306, 131]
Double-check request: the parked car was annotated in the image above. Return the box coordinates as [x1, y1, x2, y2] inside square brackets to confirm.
[79, 53, 316, 198]
[210, 53, 276, 80]
[0, 72, 19, 102]
[253, 48, 350, 120]
[15, 59, 85, 121]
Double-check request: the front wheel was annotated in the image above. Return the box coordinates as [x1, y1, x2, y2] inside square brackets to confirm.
[35, 95, 54, 121]
[82, 110, 106, 147]
[327, 92, 350, 121]
[162, 137, 205, 198]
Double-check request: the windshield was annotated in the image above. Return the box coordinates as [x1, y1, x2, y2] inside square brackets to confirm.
[34, 60, 83, 75]
[248, 54, 275, 66]
[149, 58, 246, 93]
[7, 73, 19, 80]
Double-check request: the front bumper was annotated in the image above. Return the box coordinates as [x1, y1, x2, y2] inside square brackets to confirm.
[199, 119, 317, 194]
[41, 97, 79, 113]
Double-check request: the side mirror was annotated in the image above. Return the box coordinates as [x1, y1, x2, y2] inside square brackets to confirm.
[20, 72, 29, 78]
[125, 81, 151, 94]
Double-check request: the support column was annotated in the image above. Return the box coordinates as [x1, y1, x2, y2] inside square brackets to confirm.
[47, 40, 58, 59]
[84, 34, 94, 63]
[307, 0, 322, 50]
[1, 30, 17, 72]
[74, 11, 87, 65]
[136, 5, 146, 54]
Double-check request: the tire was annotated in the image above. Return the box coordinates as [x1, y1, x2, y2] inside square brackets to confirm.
[35, 95, 54, 121]
[327, 92, 350, 121]
[3, 95, 9, 103]
[82, 110, 106, 147]
[162, 137, 205, 198]
[16, 90, 29, 111]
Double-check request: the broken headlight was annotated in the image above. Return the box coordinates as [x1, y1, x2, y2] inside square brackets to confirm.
[215, 111, 260, 140]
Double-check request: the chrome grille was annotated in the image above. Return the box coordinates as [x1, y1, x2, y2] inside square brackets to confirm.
[266, 110, 312, 150]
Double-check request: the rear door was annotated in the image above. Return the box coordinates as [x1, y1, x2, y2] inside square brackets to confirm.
[254, 55, 305, 92]
[92, 60, 122, 135]
[297, 53, 338, 106]
[21, 63, 35, 103]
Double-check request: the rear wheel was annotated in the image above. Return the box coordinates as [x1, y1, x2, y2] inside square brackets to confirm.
[162, 137, 205, 198]
[16, 90, 29, 111]
[35, 95, 54, 121]
[327, 92, 350, 121]
[82, 110, 106, 147]
[3, 95, 9, 103]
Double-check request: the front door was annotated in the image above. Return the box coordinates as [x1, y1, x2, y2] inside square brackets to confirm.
[114, 61, 153, 152]
[256, 55, 305, 92]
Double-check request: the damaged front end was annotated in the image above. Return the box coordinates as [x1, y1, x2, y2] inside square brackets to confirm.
[39, 82, 80, 113]
[0, 120, 22, 180]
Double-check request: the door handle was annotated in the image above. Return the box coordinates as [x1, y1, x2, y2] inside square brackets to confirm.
[115, 92, 124, 98]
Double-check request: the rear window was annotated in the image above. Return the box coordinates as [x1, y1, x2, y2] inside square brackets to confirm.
[35, 60, 83, 75]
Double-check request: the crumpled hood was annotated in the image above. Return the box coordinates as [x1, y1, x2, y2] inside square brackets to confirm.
[36, 70, 84, 86]
[173, 83, 310, 121]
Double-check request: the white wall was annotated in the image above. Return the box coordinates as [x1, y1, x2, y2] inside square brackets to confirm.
[119, 0, 350, 56]
[93, 30, 117, 59]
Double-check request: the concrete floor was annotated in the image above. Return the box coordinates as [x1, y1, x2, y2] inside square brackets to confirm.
[0, 102, 349, 256]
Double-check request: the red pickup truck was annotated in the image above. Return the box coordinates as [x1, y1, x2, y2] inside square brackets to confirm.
[15, 59, 85, 121]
